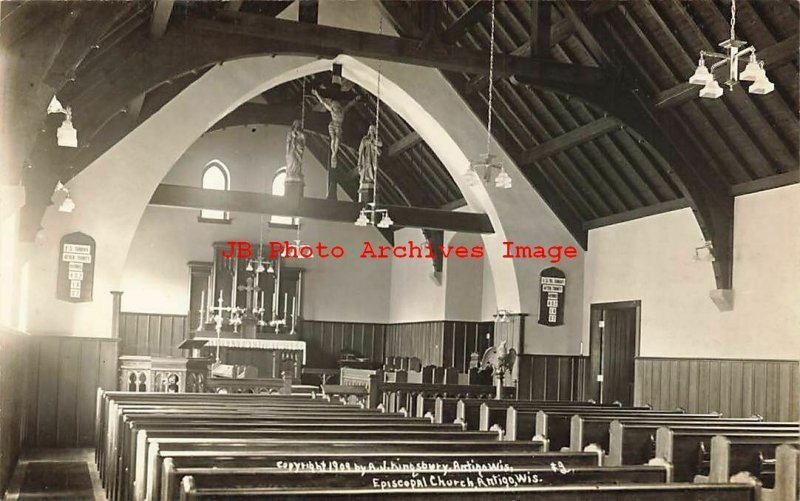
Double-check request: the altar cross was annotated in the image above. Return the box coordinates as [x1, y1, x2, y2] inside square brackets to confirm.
[237, 276, 259, 311]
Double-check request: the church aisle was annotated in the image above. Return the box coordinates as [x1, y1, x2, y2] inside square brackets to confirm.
[4, 449, 106, 501]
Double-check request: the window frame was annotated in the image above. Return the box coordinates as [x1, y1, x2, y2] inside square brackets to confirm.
[199, 160, 231, 223]
[269, 167, 299, 228]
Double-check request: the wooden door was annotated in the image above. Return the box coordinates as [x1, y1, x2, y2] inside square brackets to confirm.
[588, 301, 640, 406]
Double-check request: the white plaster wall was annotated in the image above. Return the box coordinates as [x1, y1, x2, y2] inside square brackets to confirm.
[23, 0, 584, 347]
[443, 232, 486, 321]
[121, 125, 392, 323]
[388, 228, 446, 322]
[583, 184, 800, 360]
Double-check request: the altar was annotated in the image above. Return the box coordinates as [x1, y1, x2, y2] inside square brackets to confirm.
[180, 335, 305, 381]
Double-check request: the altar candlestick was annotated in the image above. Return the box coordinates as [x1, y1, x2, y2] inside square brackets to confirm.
[231, 257, 238, 308]
[260, 291, 265, 309]
[200, 290, 205, 322]
[291, 296, 296, 317]
[283, 292, 288, 318]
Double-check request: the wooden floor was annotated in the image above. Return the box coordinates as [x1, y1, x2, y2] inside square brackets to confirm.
[5, 449, 106, 501]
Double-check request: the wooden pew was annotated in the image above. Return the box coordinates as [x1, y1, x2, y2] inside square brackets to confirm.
[146, 440, 550, 501]
[159, 450, 602, 499]
[606, 420, 798, 467]
[478, 400, 629, 432]
[571, 415, 769, 452]
[770, 443, 800, 501]
[655, 426, 799, 481]
[166, 464, 670, 500]
[709, 435, 800, 486]
[506, 408, 686, 445]
[179, 480, 759, 500]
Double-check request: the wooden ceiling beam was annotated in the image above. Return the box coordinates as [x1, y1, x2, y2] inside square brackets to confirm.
[149, 184, 494, 234]
[518, 116, 621, 166]
[197, 12, 609, 88]
[463, 17, 575, 95]
[149, 0, 175, 39]
[387, 131, 421, 157]
[440, 0, 493, 44]
[654, 34, 800, 110]
[528, 0, 552, 59]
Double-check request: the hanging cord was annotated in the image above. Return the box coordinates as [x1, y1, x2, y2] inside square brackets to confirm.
[730, 0, 736, 40]
[486, 0, 496, 158]
[300, 76, 307, 129]
[372, 15, 384, 209]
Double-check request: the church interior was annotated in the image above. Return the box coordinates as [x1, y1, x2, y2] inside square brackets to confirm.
[1, 0, 798, 499]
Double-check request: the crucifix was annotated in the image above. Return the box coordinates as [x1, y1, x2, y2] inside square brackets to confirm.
[237, 276, 258, 312]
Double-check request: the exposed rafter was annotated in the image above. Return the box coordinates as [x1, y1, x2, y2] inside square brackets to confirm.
[518, 117, 621, 166]
[149, 0, 174, 39]
[387, 132, 422, 157]
[440, 0, 493, 44]
[150, 184, 494, 234]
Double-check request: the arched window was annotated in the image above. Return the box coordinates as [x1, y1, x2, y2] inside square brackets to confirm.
[270, 167, 298, 227]
[200, 161, 230, 221]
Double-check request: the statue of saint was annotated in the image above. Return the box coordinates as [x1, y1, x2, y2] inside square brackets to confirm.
[312, 88, 360, 169]
[285, 119, 305, 181]
[357, 125, 382, 191]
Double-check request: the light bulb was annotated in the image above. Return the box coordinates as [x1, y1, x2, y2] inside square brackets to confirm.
[689, 59, 713, 86]
[699, 79, 723, 99]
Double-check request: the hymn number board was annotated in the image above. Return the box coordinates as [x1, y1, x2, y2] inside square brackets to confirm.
[57, 232, 96, 302]
[538, 267, 566, 326]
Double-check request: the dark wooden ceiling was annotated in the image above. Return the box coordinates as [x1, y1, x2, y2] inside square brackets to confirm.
[3, 0, 798, 290]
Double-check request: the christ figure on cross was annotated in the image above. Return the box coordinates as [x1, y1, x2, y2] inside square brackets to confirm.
[312, 89, 360, 169]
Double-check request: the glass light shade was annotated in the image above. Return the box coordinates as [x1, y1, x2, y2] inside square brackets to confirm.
[377, 213, 393, 228]
[739, 56, 763, 82]
[246, 261, 253, 272]
[47, 96, 65, 114]
[748, 74, 774, 95]
[256, 263, 265, 273]
[689, 62, 712, 85]
[699, 79, 723, 99]
[58, 196, 75, 213]
[267, 262, 275, 274]
[354, 211, 369, 226]
[495, 168, 512, 189]
[463, 167, 480, 186]
[57, 117, 78, 148]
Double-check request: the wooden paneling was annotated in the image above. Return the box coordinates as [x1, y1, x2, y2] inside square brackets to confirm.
[119, 311, 187, 357]
[442, 321, 494, 372]
[300, 320, 385, 368]
[0, 329, 30, 497]
[635, 357, 800, 421]
[25, 336, 118, 448]
[386, 321, 494, 370]
[517, 354, 590, 401]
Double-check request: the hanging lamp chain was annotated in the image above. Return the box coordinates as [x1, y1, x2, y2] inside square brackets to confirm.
[301, 76, 307, 129]
[372, 15, 384, 208]
[730, 0, 736, 40]
[486, 0, 496, 157]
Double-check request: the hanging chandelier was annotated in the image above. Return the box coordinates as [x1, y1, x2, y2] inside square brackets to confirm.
[464, 0, 511, 189]
[688, 0, 773, 99]
[355, 16, 394, 229]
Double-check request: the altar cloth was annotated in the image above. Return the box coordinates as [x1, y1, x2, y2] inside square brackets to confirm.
[191, 337, 306, 363]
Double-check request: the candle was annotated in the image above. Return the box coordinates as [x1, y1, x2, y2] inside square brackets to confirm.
[260, 291, 265, 310]
[231, 258, 238, 308]
[283, 292, 288, 317]
[200, 290, 205, 313]
[291, 296, 296, 318]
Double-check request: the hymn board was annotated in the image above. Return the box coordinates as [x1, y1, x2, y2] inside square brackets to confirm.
[183, 241, 305, 380]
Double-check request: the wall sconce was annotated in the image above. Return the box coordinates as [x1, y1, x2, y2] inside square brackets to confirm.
[694, 241, 715, 262]
[53, 181, 75, 213]
[47, 95, 78, 148]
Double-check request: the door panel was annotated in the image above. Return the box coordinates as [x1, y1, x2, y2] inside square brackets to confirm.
[602, 308, 637, 405]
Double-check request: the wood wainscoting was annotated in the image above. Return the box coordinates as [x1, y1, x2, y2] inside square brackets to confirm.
[384, 321, 494, 372]
[516, 354, 590, 401]
[25, 336, 118, 447]
[0, 328, 30, 496]
[635, 357, 800, 421]
[119, 311, 188, 357]
[299, 320, 385, 368]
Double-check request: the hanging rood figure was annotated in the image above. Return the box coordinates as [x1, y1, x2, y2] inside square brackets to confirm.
[311, 88, 360, 170]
